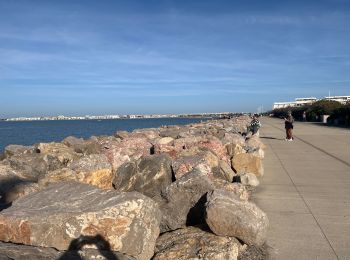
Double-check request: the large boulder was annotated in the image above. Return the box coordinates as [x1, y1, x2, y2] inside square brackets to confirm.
[102, 137, 152, 172]
[3, 153, 48, 180]
[0, 164, 39, 206]
[62, 136, 100, 155]
[38, 154, 114, 189]
[69, 154, 113, 189]
[153, 137, 176, 156]
[113, 154, 173, 198]
[212, 179, 250, 201]
[36, 142, 81, 171]
[4, 145, 36, 158]
[226, 143, 246, 158]
[217, 160, 236, 182]
[131, 128, 160, 140]
[174, 136, 229, 163]
[159, 127, 182, 139]
[205, 189, 269, 246]
[172, 148, 219, 179]
[0, 241, 136, 260]
[221, 133, 245, 147]
[0, 182, 161, 260]
[231, 153, 264, 177]
[0, 242, 62, 260]
[157, 170, 214, 232]
[245, 135, 266, 150]
[38, 168, 77, 187]
[153, 226, 241, 260]
[239, 172, 260, 188]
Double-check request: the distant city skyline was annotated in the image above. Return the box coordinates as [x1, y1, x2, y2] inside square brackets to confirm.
[1, 0, 350, 118]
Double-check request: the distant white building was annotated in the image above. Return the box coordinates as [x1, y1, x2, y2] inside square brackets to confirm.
[273, 96, 350, 109]
[323, 96, 350, 105]
[273, 97, 317, 109]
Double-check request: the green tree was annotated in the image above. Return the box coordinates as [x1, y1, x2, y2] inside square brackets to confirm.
[307, 100, 342, 117]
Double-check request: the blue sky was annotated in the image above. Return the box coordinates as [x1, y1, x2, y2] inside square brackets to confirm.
[0, 0, 350, 117]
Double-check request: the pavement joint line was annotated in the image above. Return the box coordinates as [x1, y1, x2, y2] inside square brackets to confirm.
[267, 122, 350, 169]
[262, 129, 340, 259]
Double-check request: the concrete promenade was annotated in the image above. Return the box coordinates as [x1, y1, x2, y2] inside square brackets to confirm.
[253, 117, 350, 260]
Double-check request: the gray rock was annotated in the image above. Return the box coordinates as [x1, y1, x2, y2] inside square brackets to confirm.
[157, 170, 215, 232]
[239, 172, 260, 187]
[216, 160, 236, 182]
[0, 242, 61, 260]
[4, 153, 48, 180]
[113, 154, 173, 198]
[4, 145, 36, 158]
[154, 226, 241, 260]
[0, 241, 136, 260]
[205, 189, 269, 246]
[0, 182, 161, 260]
[62, 136, 101, 155]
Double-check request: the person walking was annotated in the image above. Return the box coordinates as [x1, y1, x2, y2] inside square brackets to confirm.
[284, 111, 294, 141]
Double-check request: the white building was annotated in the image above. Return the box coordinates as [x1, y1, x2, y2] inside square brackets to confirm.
[273, 96, 350, 109]
[323, 96, 350, 105]
[273, 97, 317, 109]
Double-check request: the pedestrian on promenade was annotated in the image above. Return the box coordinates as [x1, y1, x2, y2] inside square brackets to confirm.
[284, 111, 294, 141]
[302, 111, 306, 122]
[246, 114, 261, 137]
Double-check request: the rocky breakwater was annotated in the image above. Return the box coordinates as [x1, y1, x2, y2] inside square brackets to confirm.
[0, 115, 268, 260]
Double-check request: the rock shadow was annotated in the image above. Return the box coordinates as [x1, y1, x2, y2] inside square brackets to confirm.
[186, 193, 207, 226]
[260, 136, 284, 140]
[58, 234, 118, 260]
[0, 177, 35, 211]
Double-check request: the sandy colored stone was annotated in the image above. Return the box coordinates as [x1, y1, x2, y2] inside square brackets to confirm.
[231, 153, 264, 177]
[206, 189, 268, 246]
[0, 182, 161, 260]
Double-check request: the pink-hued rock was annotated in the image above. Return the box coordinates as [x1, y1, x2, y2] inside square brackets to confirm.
[174, 136, 230, 163]
[0, 182, 161, 260]
[172, 148, 219, 179]
[102, 137, 152, 172]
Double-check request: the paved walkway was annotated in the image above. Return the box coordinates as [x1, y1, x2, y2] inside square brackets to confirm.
[253, 117, 350, 260]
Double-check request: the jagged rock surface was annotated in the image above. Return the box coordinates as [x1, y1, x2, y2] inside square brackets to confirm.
[205, 189, 269, 246]
[156, 170, 214, 232]
[0, 182, 161, 260]
[231, 153, 264, 177]
[153, 226, 241, 260]
[113, 154, 173, 198]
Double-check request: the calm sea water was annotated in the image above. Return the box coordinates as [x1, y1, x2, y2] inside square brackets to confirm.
[0, 118, 207, 153]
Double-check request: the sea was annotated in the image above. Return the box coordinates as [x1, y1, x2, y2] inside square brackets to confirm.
[0, 118, 208, 153]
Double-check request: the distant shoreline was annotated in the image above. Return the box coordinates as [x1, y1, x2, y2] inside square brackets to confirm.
[0, 116, 217, 122]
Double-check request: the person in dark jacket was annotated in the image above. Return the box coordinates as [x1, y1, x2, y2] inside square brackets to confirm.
[247, 114, 261, 136]
[284, 111, 294, 141]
